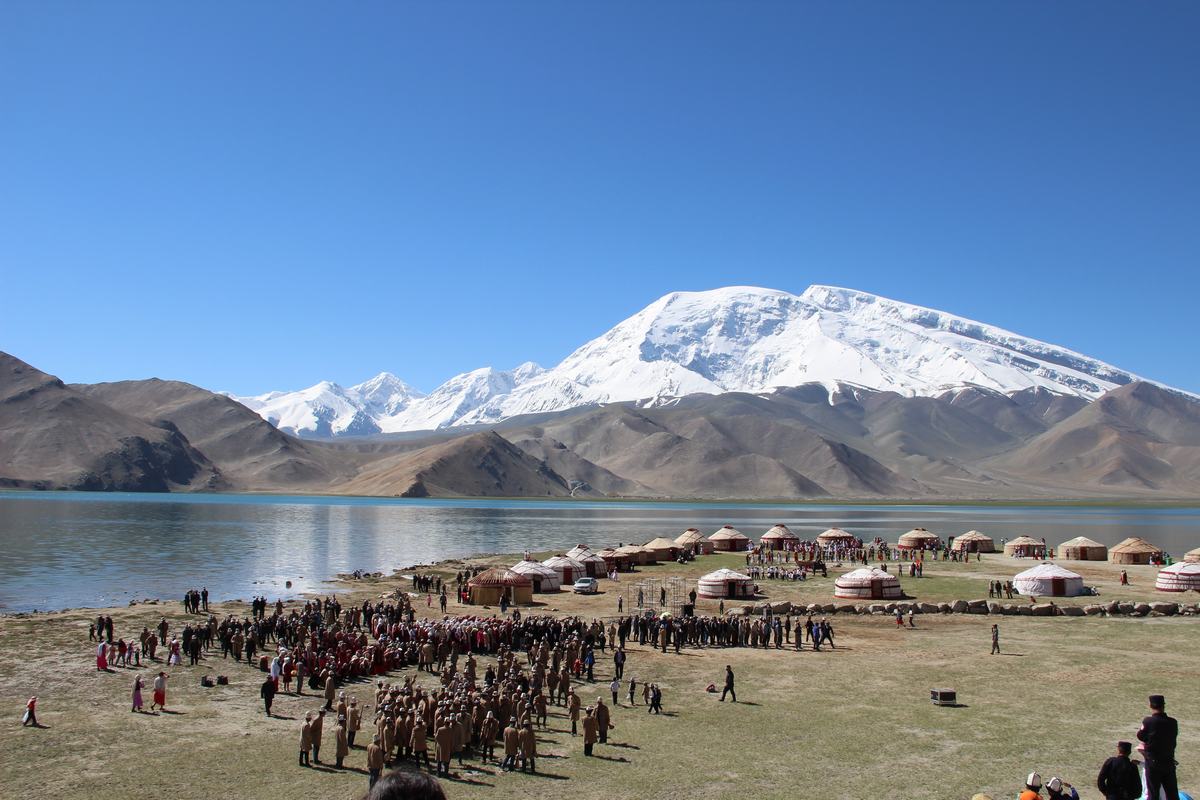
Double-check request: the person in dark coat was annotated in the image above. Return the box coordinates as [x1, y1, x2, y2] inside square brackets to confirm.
[1137, 695, 1179, 800]
[260, 675, 277, 716]
[720, 665, 736, 702]
[1096, 741, 1141, 800]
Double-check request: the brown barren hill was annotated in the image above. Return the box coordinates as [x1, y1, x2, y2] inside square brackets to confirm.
[0, 352, 222, 491]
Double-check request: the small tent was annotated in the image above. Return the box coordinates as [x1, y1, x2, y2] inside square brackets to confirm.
[1003, 536, 1046, 558]
[897, 528, 940, 551]
[675, 528, 714, 554]
[951, 530, 995, 553]
[1058, 536, 1108, 561]
[467, 568, 533, 606]
[833, 567, 902, 600]
[510, 560, 561, 592]
[816, 527, 858, 547]
[760, 523, 799, 550]
[1013, 562, 1085, 597]
[709, 525, 750, 552]
[697, 568, 755, 599]
[1109, 537, 1163, 566]
[542, 555, 587, 584]
[1155, 562, 1200, 592]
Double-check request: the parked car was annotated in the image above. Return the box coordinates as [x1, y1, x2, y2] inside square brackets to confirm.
[573, 577, 599, 594]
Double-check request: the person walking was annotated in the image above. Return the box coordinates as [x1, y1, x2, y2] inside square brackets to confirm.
[1137, 695, 1179, 800]
[991, 624, 1001, 655]
[649, 684, 663, 714]
[720, 665, 736, 702]
[609, 677, 620, 707]
[21, 696, 37, 727]
[151, 672, 168, 711]
[131, 675, 144, 713]
[261, 675, 277, 716]
[1096, 741, 1141, 800]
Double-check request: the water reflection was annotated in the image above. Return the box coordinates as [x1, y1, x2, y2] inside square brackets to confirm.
[0, 492, 1197, 612]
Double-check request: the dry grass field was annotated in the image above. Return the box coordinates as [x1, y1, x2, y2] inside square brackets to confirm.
[1, 552, 1196, 800]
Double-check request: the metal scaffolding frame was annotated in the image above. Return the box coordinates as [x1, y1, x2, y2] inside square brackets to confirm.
[624, 575, 688, 617]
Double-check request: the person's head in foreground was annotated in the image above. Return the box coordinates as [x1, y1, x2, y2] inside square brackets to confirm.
[361, 771, 445, 800]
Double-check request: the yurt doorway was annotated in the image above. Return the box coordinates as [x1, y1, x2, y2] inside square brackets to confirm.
[871, 578, 885, 599]
[726, 580, 738, 598]
[1050, 577, 1065, 596]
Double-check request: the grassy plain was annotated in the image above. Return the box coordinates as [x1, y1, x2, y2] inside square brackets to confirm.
[1, 553, 1197, 800]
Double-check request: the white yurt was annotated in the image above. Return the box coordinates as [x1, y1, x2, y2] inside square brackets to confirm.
[951, 530, 996, 553]
[510, 560, 562, 592]
[833, 567, 902, 600]
[709, 525, 750, 552]
[675, 528, 714, 554]
[1058, 536, 1108, 561]
[696, 568, 755, 599]
[1155, 562, 1200, 592]
[1003, 536, 1047, 558]
[1013, 563, 1085, 597]
[760, 524, 799, 550]
[816, 527, 857, 546]
[644, 537, 682, 561]
[541, 555, 586, 584]
[896, 528, 940, 551]
[1185, 547, 1200, 564]
[566, 546, 608, 577]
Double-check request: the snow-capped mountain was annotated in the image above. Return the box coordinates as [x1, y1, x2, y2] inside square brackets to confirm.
[232, 372, 424, 438]
[235, 285, 1171, 437]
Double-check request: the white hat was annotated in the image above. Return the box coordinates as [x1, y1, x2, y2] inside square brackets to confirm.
[1046, 777, 1062, 792]
[1026, 772, 1042, 788]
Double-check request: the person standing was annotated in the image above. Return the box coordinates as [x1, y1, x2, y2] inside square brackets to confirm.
[300, 713, 313, 767]
[720, 665, 736, 702]
[131, 675, 144, 713]
[613, 646, 626, 679]
[261, 675, 277, 716]
[649, 684, 663, 714]
[1096, 741, 1141, 800]
[311, 708, 325, 764]
[1137, 695, 1179, 800]
[609, 677, 620, 707]
[434, 721, 453, 776]
[21, 696, 37, 727]
[595, 698, 611, 743]
[335, 715, 350, 769]
[582, 707, 598, 756]
[518, 721, 537, 773]
[991, 624, 1001, 655]
[348, 698, 361, 747]
[501, 719, 519, 771]
[367, 734, 384, 788]
[567, 689, 581, 735]
[151, 672, 168, 712]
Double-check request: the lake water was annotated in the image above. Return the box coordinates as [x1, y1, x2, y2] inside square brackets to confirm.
[1, 491, 1198, 613]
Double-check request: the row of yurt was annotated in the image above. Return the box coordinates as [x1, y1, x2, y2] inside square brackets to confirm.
[696, 568, 755, 599]
[1057, 536, 1108, 561]
[833, 567, 902, 600]
[896, 528, 940, 551]
[816, 527, 857, 546]
[467, 568, 533, 605]
[676, 528, 715, 554]
[566, 545, 608, 577]
[1109, 537, 1163, 565]
[710, 525, 750, 551]
[1013, 563, 1085, 597]
[1004, 536, 1046, 558]
[760, 524, 799, 550]
[952, 531, 996, 553]
[510, 560, 561, 592]
[1156, 562, 1200, 592]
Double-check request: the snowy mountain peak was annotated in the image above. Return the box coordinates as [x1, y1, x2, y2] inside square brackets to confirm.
[234, 285, 1176, 437]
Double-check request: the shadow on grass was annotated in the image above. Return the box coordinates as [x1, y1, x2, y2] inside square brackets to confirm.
[159, 709, 185, 715]
[593, 754, 629, 763]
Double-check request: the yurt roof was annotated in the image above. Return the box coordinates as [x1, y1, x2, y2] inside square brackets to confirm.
[510, 559, 558, 578]
[835, 567, 900, 585]
[762, 524, 798, 539]
[1158, 562, 1200, 577]
[1059, 536, 1105, 549]
[615, 545, 645, 555]
[644, 537, 681, 550]
[1110, 537, 1163, 554]
[1006, 536, 1043, 547]
[543, 555, 586, 570]
[675, 528, 705, 544]
[575, 550, 607, 564]
[699, 568, 752, 582]
[1187, 547, 1200, 559]
[956, 530, 993, 541]
[709, 526, 749, 540]
[818, 527, 856, 539]
[566, 544, 594, 558]
[1014, 562, 1083, 581]
[901, 528, 939, 539]
[469, 567, 533, 587]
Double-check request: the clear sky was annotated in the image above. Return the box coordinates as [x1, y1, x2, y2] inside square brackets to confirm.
[2, 2, 1197, 395]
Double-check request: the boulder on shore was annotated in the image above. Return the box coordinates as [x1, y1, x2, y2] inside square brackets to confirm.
[1150, 602, 1179, 616]
[951, 599, 970, 614]
[1030, 603, 1055, 616]
[1061, 605, 1086, 617]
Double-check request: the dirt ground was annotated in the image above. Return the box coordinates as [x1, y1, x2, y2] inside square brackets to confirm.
[1, 552, 1196, 800]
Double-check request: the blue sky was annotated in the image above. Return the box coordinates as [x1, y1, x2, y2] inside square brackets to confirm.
[2, 2, 1197, 395]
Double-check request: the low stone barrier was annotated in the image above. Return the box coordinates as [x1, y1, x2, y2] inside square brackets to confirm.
[727, 600, 1200, 618]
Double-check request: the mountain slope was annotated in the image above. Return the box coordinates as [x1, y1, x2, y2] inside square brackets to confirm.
[0, 352, 222, 491]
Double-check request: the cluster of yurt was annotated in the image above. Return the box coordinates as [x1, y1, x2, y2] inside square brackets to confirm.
[709, 525, 750, 552]
[1187, 548, 1200, 564]
[542, 555, 586, 584]
[676, 528, 714, 554]
[509, 560, 561, 593]
[1003, 536, 1046, 558]
[951, 530, 995, 553]
[467, 568, 533, 605]
[1155, 562, 1200, 592]
[1058, 536, 1108, 561]
[566, 545, 608, 577]
[643, 537, 683, 561]
[816, 527, 857, 546]
[1012, 563, 1085, 597]
[1109, 537, 1163, 565]
[696, 568, 755, 599]
[896, 527, 941, 551]
[833, 567, 902, 600]
[760, 523, 799, 550]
